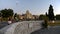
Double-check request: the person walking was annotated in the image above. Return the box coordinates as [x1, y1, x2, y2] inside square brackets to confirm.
[41, 20, 48, 29]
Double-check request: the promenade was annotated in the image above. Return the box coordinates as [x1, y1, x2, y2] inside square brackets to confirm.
[0, 21, 43, 34]
[31, 26, 60, 34]
[0, 21, 60, 34]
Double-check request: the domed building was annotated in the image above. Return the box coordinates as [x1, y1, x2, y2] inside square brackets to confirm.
[19, 10, 39, 21]
[25, 10, 35, 20]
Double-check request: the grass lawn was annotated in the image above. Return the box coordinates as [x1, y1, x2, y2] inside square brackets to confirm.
[48, 21, 60, 26]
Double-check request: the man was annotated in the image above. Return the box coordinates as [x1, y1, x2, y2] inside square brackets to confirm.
[41, 20, 48, 29]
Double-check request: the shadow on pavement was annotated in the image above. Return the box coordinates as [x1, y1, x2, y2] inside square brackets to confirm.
[0, 22, 9, 29]
[31, 26, 60, 34]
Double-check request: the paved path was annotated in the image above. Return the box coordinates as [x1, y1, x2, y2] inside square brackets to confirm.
[0, 21, 43, 34]
[0, 22, 9, 29]
[31, 26, 60, 34]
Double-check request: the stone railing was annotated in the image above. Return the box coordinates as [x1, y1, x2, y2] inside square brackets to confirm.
[0, 20, 44, 34]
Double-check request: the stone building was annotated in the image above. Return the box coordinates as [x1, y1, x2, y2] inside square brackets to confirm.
[25, 10, 34, 20]
[18, 10, 39, 21]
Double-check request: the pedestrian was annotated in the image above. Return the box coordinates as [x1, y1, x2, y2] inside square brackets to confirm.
[41, 20, 48, 29]
[44, 20, 48, 28]
[8, 18, 12, 24]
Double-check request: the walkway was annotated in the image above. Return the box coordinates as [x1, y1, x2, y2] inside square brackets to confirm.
[0, 21, 43, 34]
[31, 26, 60, 34]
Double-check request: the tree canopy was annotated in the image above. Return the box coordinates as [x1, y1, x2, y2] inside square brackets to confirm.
[48, 5, 54, 20]
[56, 15, 60, 20]
[39, 14, 49, 20]
[0, 9, 14, 18]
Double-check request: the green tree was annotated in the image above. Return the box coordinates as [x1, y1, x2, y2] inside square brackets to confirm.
[39, 14, 49, 20]
[0, 11, 2, 17]
[39, 14, 48, 28]
[48, 5, 54, 20]
[8, 9, 14, 17]
[14, 13, 19, 21]
[1, 9, 14, 18]
[14, 13, 17, 19]
[46, 12, 48, 16]
[56, 15, 60, 20]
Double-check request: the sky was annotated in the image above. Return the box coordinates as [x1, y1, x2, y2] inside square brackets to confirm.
[0, 0, 60, 15]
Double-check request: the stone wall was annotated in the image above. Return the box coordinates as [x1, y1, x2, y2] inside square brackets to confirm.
[0, 20, 44, 34]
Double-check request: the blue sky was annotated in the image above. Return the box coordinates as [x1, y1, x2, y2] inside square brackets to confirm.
[0, 0, 60, 15]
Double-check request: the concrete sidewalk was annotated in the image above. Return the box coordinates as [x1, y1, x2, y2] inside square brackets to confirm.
[31, 26, 60, 34]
